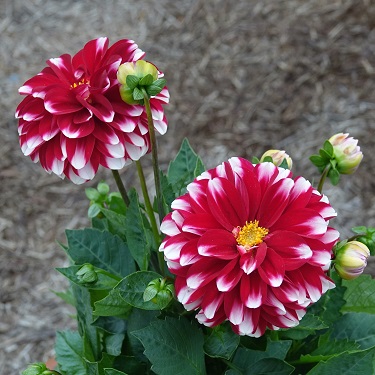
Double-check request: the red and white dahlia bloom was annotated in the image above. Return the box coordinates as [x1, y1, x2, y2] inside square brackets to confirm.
[16, 37, 169, 183]
[160, 158, 339, 336]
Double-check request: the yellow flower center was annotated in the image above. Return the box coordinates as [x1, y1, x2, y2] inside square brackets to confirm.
[71, 78, 89, 89]
[234, 220, 269, 251]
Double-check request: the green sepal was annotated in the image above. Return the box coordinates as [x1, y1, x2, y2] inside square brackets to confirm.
[323, 140, 334, 157]
[132, 87, 144, 101]
[139, 73, 154, 86]
[252, 156, 260, 164]
[126, 75, 139, 89]
[328, 167, 340, 185]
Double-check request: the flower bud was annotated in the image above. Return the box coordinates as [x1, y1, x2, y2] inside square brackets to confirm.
[334, 241, 370, 280]
[118, 60, 165, 105]
[22, 363, 61, 375]
[143, 278, 175, 309]
[329, 133, 363, 174]
[76, 263, 98, 284]
[260, 149, 292, 169]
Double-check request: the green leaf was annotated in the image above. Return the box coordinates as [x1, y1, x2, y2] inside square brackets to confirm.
[66, 228, 136, 278]
[228, 347, 294, 375]
[55, 331, 86, 375]
[319, 148, 332, 162]
[280, 313, 328, 340]
[309, 155, 326, 166]
[328, 167, 340, 185]
[194, 157, 206, 177]
[160, 169, 176, 212]
[323, 140, 334, 157]
[86, 187, 101, 201]
[133, 87, 144, 101]
[52, 288, 76, 306]
[331, 312, 375, 349]
[139, 74, 154, 86]
[313, 331, 360, 356]
[56, 265, 118, 290]
[308, 277, 346, 326]
[124, 189, 151, 270]
[132, 317, 206, 375]
[146, 79, 166, 97]
[342, 274, 375, 314]
[167, 138, 203, 195]
[88, 203, 102, 218]
[126, 75, 139, 89]
[98, 207, 127, 242]
[108, 193, 127, 215]
[306, 346, 375, 374]
[104, 333, 126, 356]
[94, 289, 132, 317]
[116, 271, 163, 310]
[93, 316, 127, 335]
[104, 370, 129, 375]
[204, 323, 240, 360]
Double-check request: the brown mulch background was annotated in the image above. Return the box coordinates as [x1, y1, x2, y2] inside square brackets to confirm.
[1, 0, 375, 373]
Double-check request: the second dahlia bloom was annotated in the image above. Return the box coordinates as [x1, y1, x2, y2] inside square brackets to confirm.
[160, 158, 339, 336]
[16, 37, 169, 183]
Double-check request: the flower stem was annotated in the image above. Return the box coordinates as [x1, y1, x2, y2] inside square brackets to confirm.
[111, 170, 130, 206]
[317, 164, 331, 194]
[135, 160, 160, 246]
[141, 87, 165, 223]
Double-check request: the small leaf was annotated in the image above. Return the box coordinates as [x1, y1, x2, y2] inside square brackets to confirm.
[133, 87, 144, 101]
[88, 203, 102, 218]
[306, 346, 375, 374]
[168, 138, 201, 195]
[93, 289, 132, 317]
[65, 228, 136, 278]
[116, 271, 163, 310]
[55, 331, 87, 375]
[139, 74, 154, 86]
[204, 323, 240, 360]
[323, 140, 334, 157]
[328, 167, 340, 185]
[126, 75, 139, 89]
[124, 189, 151, 270]
[132, 317, 206, 375]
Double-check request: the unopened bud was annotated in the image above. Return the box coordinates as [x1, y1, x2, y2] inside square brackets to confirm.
[260, 149, 292, 169]
[143, 278, 174, 309]
[22, 362, 61, 375]
[76, 263, 98, 284]
[334, 241, 370, 280]
[329, 133, 363, 174]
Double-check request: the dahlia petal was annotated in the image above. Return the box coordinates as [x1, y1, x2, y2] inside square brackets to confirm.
[308, 201, 337, 220]
[58, 116, 95, 138]
[160, 213, 180, 236]
[125, 131, 146, 147]
[239, 242, 267, 274]
[240, 272, 266, 308]
[171, 195, 193, 213]
[162, 233, 189, 262]
[255, 162, 279, 194]
[124, 143, 147, 160]
[257, 178, 294, 227]
[258, 247, 285, 287]
[234, 308, 262, 336]
[265, 230, 312, 270]
[153, 118, 168, 135]
[92, 124, 120, 144]
[101, 155, 129, 170]
[186, 258, 226, 289]
[180, 239, 201, 266]
[182, 214, 220, 235]
[104, 38, 145, 63]
[196, 306, 226, 328]
[64, 165, 87, 184]
[197, 229, 237, 259]
[216, 259, 242, 292]
[77, 93, 114, 122]
[24, 125, 44, 151]
[112, 114, 137, 132]
[39, 115, 59, 141]
[18, 97, 46, 121]
[201, 285, 224, 319]
[75, 160, 98, 180]
[81, 37, 109, 75]
[73, 108, 93, 124]
[207, 177, 246, 230]
[224, 287, 244, 325]
[46, 54, 75, 83]
[286, 176, 312, 211]
[186, 180, 210, 213]
[63, 136, 95, 170]
[18, 72, 60, 96]
[45, 87, 82, 114]
[271, 208, 328, 238]
[175, 277, 205, 307]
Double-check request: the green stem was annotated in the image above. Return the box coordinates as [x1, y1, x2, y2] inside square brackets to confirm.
[141, 87, 165, 223]
[317, 164, 331, 194]
[97, 269, 122, 282]
[135, 160, 160, 247]
[111, 170, 130, 206]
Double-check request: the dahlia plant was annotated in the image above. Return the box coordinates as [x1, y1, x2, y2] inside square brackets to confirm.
[19, 38, 375, 375]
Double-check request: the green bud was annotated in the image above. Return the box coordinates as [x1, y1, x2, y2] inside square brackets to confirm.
[118, 60, 165, 105]
[22, 363, 61, 375]
[97, 181, 110, 195]
[76, 263, 98, 284]
[334, 241, 370, 280]
[143, 278, 174, 309]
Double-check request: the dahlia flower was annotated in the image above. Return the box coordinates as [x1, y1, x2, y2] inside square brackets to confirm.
[16, 37, 169, 183]
[159, 158, 339, 336]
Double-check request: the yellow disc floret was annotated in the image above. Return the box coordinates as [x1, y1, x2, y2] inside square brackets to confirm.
[235, 220, 269, 251]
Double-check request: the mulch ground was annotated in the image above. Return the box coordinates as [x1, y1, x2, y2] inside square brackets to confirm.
[1, 0, 375, 372]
